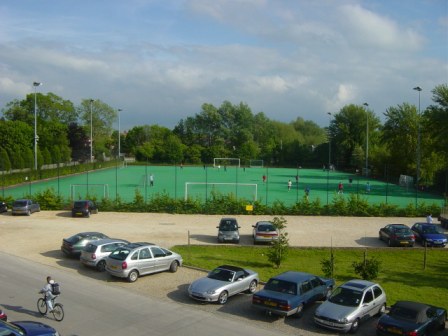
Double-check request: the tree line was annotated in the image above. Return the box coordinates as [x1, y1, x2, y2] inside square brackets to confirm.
[0, 84, 447, 193]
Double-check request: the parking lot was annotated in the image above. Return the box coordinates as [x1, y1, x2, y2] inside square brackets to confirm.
[0, 211, 446, 335]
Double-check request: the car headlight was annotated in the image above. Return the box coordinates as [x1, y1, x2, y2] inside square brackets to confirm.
[426, 238, 433, 242]
[338, 317, 349, 324]
[206, 289, 216, 294]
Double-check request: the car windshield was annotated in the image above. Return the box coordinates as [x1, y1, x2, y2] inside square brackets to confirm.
[13, 201, 27, 207]
[264, 279, 296, 295]
[84, 243, 97, 253]
[394, 228, 410, 233]
[0, 320, 24, 334]
[422, 226, 440, 234]
[258, 224, 275, 232]
[220, 222, 237, 231]
[329, 287, 363, 307]
[389, 306, 418, 321]
[74, 201, 87, 207]
[65, 234, 88, 244]
[109, 248, 131, 260]
[208, 268, 235, 282]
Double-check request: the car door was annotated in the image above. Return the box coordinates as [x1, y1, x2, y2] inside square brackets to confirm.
[299, 280, 314, 305]
[137, 247, 155, 275]
[358, 288, 376, 320]
[309, 277, 325, 301]
[150, 247, 171, 272]
[372, 285, 385, 314]
[412, 224, 422, 241]
[232, 270, 248, 295]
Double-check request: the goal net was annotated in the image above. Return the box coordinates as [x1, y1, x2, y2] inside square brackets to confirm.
[185, 182, 257, 202]
[398, 175, 414, 189]
[249, 159, 264, 168]
[70, 184, 109, 200]
[213, 158, 240, 168]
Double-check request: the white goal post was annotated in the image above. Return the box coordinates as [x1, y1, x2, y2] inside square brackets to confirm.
[185, 182, 257, 201]
[70, 184, 109, 200]
[399, 175, 414, 189]
[249, 159, 264, 168]
[213, 158, 240, 168]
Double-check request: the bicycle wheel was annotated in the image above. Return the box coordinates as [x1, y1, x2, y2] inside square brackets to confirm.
[52, 303, 64, 321]
[37, 298, 47, 315]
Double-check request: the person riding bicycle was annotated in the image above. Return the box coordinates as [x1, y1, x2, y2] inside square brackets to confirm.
[39, 276, 56, 313]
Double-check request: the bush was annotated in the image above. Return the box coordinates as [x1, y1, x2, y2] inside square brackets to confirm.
[352, 254, 381, 280]
[266, 217, 289, 268]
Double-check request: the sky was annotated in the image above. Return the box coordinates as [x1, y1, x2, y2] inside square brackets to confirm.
[0, 0, 447, 131]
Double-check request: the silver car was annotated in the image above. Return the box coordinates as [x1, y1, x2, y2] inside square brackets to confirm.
[252, 221, 279, 244]
[217, 217, 240, 243]
[11, 199, 40, 216]
[314, 279, 387, 333]
[80, 238, 129, 271]
[106, 242, 183, 282]
[188, 265, 259, 304]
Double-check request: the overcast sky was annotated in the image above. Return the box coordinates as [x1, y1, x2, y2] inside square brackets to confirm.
[0, 0, 447, 131]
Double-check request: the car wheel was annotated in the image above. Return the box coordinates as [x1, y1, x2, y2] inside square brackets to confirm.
[378, 233, 382, 241]
[248, 280, 258, 293]
[169, 261, 178, 273]
[86, 210, 90, 218]
[295, 303, 304, 317]
[26, 210, 31, 216]
[387, 239, 392, 247]
[440, 313, 446, 330]
[350, 319, 360, 333]
[217, 291, 228, 304]
[127, 270, 139, 282]
[96, 260, 107, 272]
[376, 303, 386, 316]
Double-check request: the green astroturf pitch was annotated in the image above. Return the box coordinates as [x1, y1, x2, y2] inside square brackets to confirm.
[2, 165, 444, 207]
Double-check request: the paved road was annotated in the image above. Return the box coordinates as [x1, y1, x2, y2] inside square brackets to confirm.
[0, 252, 283, 336]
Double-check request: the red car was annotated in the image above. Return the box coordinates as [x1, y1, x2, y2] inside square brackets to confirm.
[0, 309, 7, 321]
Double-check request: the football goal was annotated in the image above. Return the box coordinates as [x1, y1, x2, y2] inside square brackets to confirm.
[399, 175, 414, 189]
[185, 182, 257, 202]
[249, 159, 264, 168]
[213, 158, 240, 168]
[70, 184, 109, 200]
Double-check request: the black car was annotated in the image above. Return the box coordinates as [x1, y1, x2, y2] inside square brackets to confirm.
[61, 232, 109, 257]
[0, 201, 7, 213]
[377, 301, 446, 336]
[71, 200, 98, 217]
[378, 224, 415, 247]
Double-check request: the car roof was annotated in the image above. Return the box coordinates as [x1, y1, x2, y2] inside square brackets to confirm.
[271, 271, 315, 282]
[122, 242, 155, 249]
[341, 279, 376, 290]
[216, 265, 245, 272]
[87, 238, 128, 246]
[76, 232, 106, 237]
[388, 224, 410, 229]
[392, 301, 433, 323]
[256, 221, 273, 225]
[414, 222, 436, 226]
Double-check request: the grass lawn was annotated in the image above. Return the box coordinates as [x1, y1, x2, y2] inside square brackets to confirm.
[172, 245, 448, 310]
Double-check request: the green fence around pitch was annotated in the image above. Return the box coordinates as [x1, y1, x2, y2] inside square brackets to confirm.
[0, 165, 444, 208]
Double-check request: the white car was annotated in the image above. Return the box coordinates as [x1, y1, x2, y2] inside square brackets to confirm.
[314, 279, 386, 333]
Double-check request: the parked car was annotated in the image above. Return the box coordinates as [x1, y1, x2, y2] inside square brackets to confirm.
[217, 217, 240, 243]
[378, 224, 415, 247]
[61, 232, 109, 258]
[0, 309, 6, 321]
[314, 279, 387, 333]
[80, 238, 129, 271]
[252, 271, 334, 317]
[0, 319, 60, 336]
[252, 221, 278, 244]
[106, 242, 183, 282]
[71, 200, 98, 217]
[411, 223, 447, 247]
[188, 265, 259, 304]
[11, 199, 40, 216]
[0, 201, 7, 213]
[376, 300, 446, 336]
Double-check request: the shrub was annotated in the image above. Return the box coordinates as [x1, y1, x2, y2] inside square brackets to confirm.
[266, 217, 289, 268]
[352, 253, 381, 280]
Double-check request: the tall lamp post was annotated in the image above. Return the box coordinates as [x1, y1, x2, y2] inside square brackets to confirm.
[413, 86, 422, 206]
[117, 109, 122, 159]
[89, 99, 94, 163]
[327, 112, 332, 206]
[33, 82, 42, 170]
[363, 102, 369, 177]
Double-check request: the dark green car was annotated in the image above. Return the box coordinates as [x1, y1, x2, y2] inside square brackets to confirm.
[61, 232, 109, 258]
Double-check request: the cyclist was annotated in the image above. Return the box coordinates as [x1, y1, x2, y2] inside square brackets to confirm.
[39, 276, 56, 313]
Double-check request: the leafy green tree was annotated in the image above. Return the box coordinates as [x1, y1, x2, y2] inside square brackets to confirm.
[267, 217, 289, 268]
[0, 148, 11, 172]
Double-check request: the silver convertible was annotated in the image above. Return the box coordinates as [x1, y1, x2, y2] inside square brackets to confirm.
[188, 265, 259, 304]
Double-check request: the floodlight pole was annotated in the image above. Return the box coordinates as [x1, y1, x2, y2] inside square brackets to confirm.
[363, 103, 369, 177]
[33, 82, 42, 170]
[327, 112, 332, 206]
[118, 109, 122, 159]
[89, 99, 94, 163]
[413, 86, 422, 207]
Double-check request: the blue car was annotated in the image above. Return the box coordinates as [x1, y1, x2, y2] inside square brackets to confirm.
[411, 223, 447, 247]
[0, 319, 60, 336]
[252, 271, 335, 317]
[376, 301, 446, 336]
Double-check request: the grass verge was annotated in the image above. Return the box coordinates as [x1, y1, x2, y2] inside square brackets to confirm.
[171, 245, 448, 310]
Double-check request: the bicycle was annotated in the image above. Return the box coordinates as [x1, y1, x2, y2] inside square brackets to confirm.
[37, 293, 64, 321]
